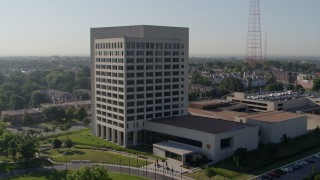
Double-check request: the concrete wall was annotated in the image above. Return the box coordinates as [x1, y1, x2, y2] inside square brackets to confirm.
[214, 126, 259, 160]
[153, 147, 166, 157]
[236, 116, 307, 144]
[145, 121, 259, 161]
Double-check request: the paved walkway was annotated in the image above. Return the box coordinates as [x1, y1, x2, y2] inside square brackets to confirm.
[0, 158, 194, 180]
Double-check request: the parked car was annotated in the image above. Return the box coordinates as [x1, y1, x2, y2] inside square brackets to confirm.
[262, 175, 273, 180]
[292, 164, 303, 170]
[306, 159, 315, 163]
[313, 153, 320, 158]
[268, 171, 281, 178]
[280, 167, 292, 173]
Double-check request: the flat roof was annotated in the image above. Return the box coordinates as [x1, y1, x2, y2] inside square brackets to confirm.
[1, 109, 40, 116]
[188, 108, 247, 121]
[189, 100, 230, 106]
[153, 141, 198, 155]
[150, 115, 255, 134]
[237, 111, 305, 122]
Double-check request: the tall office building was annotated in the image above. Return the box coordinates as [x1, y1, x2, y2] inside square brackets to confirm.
[91, 25, 189, 147]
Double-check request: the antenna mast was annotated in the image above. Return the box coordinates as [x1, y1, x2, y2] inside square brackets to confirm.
[246, 0, 263, 65]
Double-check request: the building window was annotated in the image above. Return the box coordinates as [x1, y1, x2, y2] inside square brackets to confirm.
[220, 137, 233, 149]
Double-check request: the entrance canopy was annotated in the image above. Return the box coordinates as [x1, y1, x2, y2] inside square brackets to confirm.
[153, 141, 199, 156]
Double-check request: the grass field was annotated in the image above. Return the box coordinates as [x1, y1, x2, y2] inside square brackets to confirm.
[187, 133, 320, 179]
[11, 170, 148, 180]
[45, 128, 165, 160]
[47, 148, 150, 167]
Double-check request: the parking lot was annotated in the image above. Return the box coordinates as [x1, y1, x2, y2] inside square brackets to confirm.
[259, 153, 320, 179]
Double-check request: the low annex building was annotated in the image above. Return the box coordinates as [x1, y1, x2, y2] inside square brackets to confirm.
[144, 115, 259, 163]
[235, 111, 307, 144]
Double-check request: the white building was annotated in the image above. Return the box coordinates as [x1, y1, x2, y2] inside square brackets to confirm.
[145, 115, 259, 163]
[235, 111, 307, 144]
[91, 25, 189, 147]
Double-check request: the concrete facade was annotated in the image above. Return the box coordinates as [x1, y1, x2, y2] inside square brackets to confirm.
[227, 92, 316, 112]
[236, 111, 307, 144]
[145, 116, 259, 161]
[91, 25, 189, 147]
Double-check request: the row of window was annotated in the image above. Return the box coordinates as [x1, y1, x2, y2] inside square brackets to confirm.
[96, 78, 124, 85]
[96, 71, 123, 78]
[126, 65, 184, 71]
[95, 42, 123, 49]
[127, 71, 183, 78]
[96, 58, 124, 63]
[127, 104, 180, 114]
[127, 110, 183, 121]
[96, 110, 124, 121]
[127, 93, 184, 100]
[96, 116, 124, 128]
[96, 84, 124, 92]
[96, 97, 124, 107]
[127, 78, 184, 85]
[96, 91, 124, 99]
[126, 42, 184, 50]
[96, 51, 124, 56]
[126, 51, 184, 56]
[96, 65, 124, 70]
[126, 84, 183, 92]
[126, 57, 184, 64]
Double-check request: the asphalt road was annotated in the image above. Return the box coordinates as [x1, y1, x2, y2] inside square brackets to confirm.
[0, 161, 186, 180]
[278, 156, 320, 180]
[258, 155, 320, 180]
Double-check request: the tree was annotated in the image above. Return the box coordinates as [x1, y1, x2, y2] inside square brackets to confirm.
[65, 139, 74, 149]
[75, 107, 87, 121]
[219, 77, 244, 92]
[65, 108, 75, 120]
[31, 91, 47, 107]
[22, 110, 32, 125]
[67, 165, 111, 180]
[287, 84, 295, 90]
[205, 166, 216, 180]
[42, 106, 66, 121]
[0, 131, 14, 157]
[280, 134, 290, 144]
[60, 123, 72, 138]
[233, 148, 247, 168]
[265, 83, 284, 92]
[8, 137, 18, 159]
[313, 78, 320, 91]
[52, 139, 62, 149]
[295, 84, 305, 91]
[43, 126, 51, 135]
[9, 94, 24, 110]
[83, 117, 91, 127]
[16, 130, 39, 162]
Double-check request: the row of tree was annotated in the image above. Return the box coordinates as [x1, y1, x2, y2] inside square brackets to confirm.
[0, 66, 90, 111]
[0, 123, 39, 161]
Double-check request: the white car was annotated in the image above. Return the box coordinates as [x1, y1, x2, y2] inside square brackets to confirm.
[280, 167, 292, 172]
[313, 154, 320, 158]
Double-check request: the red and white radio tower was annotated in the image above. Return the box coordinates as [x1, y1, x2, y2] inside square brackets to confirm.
[246, 0, 263, 65]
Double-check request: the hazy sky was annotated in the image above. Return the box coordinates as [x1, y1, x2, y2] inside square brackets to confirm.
[0, 0, 319, 56]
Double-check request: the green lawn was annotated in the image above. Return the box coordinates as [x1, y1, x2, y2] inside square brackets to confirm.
[11, 170, 148, 180]
[46, 129, 122, 149]
[45, 128, 165, 160]
[48, 148, 150, 167]
[187, 133, 320, 179]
